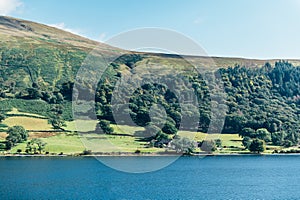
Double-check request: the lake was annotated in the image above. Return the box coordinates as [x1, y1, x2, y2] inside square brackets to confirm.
[0, 155, 299, 199]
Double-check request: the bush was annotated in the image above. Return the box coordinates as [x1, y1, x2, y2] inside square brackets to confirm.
[0, 143, 6, 150]
[283, 140, 293, 148]
[273, 150, 279, 154]
[215, 139, 222, 147]
[199, 140, 216, 152]
[256, 128, 271, 142]
[81, 149, 92, 155]
[242, 136, 252, 149]
[162, 121, 177, 135]
[98, 120, 114, 134]
[239, 128, 256, 138]
[271, 132, 285, 146]
[171, 137, 196, 154]
[0, 113, 6, 122]
[249, 139, 265, 153]
[135, 149, 141, 154]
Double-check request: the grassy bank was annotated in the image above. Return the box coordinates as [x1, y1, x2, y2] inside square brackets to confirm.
[0, 108, 289, 155]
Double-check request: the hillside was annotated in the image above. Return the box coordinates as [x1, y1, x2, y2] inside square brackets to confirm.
[0, 16, 110, 50]
[0, 16, 299, 97]
[0, 16, 125, 96]
[1, 16, 300, 155]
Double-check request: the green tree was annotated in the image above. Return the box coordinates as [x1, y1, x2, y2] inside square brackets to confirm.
[162, 121, 177, 135]
[199, 140, 217, 152]
[256, 128, 271, 142]
[215, 139, 222, 147]
[155, 131, 169, 142]
[48, 104, 66, 130]
[98, 120, 114, 134]
[6, 126, 28, 149]
[242, 136, 252, 149]
[49, 117, 66, 130]
[239, 127, 256, 138]
[171, 137, 196, 154]
[26, 141, 35, 154]
[154, 131, 170, 147]
[249, 139, 265, 153]
[0, 113, 6, 122]
[60, 81, 74, 101]
[271, 132, 286, 145]
[34, 139, 46, 154]
[26, 88, 42, 99]
[283, 140, 293, 148]
[26, 139, 47, 154]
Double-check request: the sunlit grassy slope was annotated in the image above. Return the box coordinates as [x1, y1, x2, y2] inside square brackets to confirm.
[0, 108, 284, 154]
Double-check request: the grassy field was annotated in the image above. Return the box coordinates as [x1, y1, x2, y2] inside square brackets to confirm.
[6, 133, 84, 154]
[0, 108, 286, 155]
[40, 134, 85, 154]
[7, 108, 46, 118]
[2, 116, 53, 131]
[0, 109, 84, 154]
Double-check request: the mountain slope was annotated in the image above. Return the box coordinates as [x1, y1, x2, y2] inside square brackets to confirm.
[0, 16, 123, 96]
[0, 16, 104, 50]
[0, 16, 300, 94]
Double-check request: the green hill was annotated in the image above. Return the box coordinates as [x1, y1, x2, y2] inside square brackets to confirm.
[1, 16, 300, 155]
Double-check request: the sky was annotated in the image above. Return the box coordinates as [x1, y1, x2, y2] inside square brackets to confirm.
[1, 0, 300, 59]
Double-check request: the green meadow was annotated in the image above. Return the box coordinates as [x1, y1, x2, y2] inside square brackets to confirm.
[0, 107, 286, 155]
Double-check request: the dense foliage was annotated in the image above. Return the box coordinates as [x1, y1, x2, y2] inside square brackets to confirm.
[93, 58, 300, 148]
[6, 126, 28, 149]
[1, 46, 300, 149]
[220, 61, 300, 147]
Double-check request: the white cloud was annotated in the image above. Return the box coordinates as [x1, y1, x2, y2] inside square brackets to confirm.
[0, 0, 23, 15]
[48, 22, 83, 36]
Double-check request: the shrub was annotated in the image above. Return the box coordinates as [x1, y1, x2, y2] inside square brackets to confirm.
[239, 128, 256, 138]
[249, 139, 265, 153]
[135, 149, 141, 154]
[283, 140, 293, 148]
[215, 139, 222, 147]
[199, 140, 216, 152]
[242, 136, 252, 149]
[0, 143, 6, 150]
[98, 120, 114, 134]
[82, 149, 92, 155]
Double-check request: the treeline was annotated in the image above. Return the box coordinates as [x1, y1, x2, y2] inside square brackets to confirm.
[220, 61, 300, 147]
[94, 58, 300, 147]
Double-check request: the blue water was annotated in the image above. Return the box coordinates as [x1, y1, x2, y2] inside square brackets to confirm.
[0, 155, 299, 200]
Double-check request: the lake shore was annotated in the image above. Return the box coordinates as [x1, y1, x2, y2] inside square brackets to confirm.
[0, 152, 298, 157]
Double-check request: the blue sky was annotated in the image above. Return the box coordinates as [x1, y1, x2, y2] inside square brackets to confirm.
[1, 0, 300, 59]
